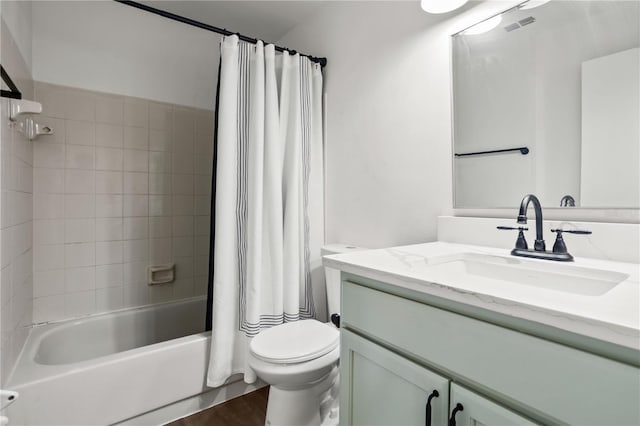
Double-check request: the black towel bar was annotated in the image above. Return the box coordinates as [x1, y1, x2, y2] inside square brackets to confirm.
[455, 147, 529, 157]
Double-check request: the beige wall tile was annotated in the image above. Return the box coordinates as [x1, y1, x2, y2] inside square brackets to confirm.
[96, 95, 124, 125]
[95, 123, 124, 148]
[65, 88, 95, 122]
[95, 147, 124, 171]
[149, 173, 171, 195]
[124, 217, 148, 240]
[149, 151, 171, 173]
[124, 126, 148, 150]
[34, 168, 64, 194]
[34, 142, 65, 168]
[65, 170, 95, 194]
[124, 149, 148, 172]
[64, 218, 95, 243]
[123, 195, 149, 217]
[65, 145, 95, 170]
[172, 173, 193, 195]
[96, 286, 123, 312]
[95, 218, 123, 242]
[95, 264, 124, 288]
[124, 98, 148, 127]
[66, 120, 95, 146]
[31, 83, 213, 322]
[149, 102, 172, 130]
[64, 194, 95, 218]
[95, 171, 123, 194]
[149, 129, 171, 152]
[96, 194, 123, 218]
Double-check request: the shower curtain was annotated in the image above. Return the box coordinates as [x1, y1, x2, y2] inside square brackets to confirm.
[207, 35, 324, 387]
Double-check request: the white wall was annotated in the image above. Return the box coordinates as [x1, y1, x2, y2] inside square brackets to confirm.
[32, 1, 220, 110]
[0, 0, 32, 74]
[277, 1, 519, 249]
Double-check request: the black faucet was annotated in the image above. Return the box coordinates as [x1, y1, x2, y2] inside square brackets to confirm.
[560, 195, 575, 207]
[497, 194, 591, 262]
[517, 194, 546, 252]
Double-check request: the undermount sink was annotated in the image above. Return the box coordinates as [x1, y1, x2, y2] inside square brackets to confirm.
[424, 253, 629, 296]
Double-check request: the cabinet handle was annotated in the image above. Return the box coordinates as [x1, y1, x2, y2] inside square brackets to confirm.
[425, 389, 439, 426]
[449, 403, 464, 426]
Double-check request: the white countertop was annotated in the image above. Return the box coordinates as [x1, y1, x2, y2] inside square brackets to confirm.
[324, 242, 640, 352]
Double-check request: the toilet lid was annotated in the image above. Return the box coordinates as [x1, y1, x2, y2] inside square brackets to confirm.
[250, 319, 339, 364]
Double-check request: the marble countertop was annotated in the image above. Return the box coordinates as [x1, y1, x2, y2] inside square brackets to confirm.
[323, 242, 640, 352]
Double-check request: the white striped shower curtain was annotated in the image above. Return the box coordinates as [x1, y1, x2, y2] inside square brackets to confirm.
[207, 35, 324, 387]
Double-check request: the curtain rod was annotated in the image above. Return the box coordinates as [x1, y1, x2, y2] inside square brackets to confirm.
[113, 0, 327, 67]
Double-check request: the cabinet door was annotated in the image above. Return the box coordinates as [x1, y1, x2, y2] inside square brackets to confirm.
[449, 384, 539, 426]
[340, 329, 449, 426]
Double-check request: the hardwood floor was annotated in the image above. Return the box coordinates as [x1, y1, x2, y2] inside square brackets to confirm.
[167, 387, 269, 426]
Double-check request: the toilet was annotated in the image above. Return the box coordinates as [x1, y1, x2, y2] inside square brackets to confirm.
[248, 244, 366, 426]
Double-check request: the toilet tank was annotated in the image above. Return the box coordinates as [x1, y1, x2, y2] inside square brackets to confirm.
[322, 244, 368, 318]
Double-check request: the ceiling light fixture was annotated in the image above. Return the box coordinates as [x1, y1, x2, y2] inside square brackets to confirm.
[462, 14, 503, 35]
[420, 0, 468, 14]
[519, 0, 551, 10]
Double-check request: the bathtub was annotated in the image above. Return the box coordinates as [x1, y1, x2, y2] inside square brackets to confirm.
[6, 297, 261, 425]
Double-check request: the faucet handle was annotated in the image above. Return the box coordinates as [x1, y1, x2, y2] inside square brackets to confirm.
[497, 226, 528, 231]
[551, 229, 592, 235]
[497, 226, 529, 250]
[550, 229, 592, 254]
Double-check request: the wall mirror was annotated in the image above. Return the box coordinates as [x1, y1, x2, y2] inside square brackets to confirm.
[452, 0, 639, 209]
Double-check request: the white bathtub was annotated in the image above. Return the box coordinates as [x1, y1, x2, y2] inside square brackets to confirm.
[6, 297, 260, 425]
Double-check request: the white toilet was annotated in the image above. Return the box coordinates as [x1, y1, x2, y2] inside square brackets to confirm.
[248, 244, 366, 426]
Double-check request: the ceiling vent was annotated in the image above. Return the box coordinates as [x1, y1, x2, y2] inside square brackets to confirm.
[519, 16, 536, 26]
[504, 16, 536, 32]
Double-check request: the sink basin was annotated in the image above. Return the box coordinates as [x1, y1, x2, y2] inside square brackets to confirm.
[424, 253, 628, 296]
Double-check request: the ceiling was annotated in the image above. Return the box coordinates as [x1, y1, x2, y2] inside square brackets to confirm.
[137, 1, 329, 43]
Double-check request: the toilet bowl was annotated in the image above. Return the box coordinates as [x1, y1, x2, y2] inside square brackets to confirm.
[249, 320, 340, 426]
[248, 244, 367, 426]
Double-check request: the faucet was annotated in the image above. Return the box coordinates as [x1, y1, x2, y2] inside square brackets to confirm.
[497, 194, 591, 262]
[560, 195, 575, 207]
[517, 194, 545, 252]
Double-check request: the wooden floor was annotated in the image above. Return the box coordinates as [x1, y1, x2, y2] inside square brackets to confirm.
[167, 387, 269, 426]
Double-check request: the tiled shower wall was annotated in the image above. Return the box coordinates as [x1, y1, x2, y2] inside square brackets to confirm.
[32, 82, 214, 323]
[1, 19, 34, 384]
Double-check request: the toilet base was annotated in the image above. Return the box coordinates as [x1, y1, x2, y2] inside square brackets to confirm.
[265, 365, 339, 426]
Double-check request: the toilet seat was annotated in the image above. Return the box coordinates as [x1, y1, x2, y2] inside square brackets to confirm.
[250, 319, 339, 364]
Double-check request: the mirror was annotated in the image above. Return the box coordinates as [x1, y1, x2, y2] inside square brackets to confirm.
[452, 1, 639, 209]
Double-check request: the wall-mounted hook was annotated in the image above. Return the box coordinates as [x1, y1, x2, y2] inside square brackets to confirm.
[9, 99, 42, 121]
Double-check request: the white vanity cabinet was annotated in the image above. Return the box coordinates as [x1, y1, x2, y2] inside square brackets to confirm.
[339, 276, 640, 425]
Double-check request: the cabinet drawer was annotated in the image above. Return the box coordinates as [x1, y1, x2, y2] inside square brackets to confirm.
[450, 383, 538, 426]
[342, 280, 640, 425]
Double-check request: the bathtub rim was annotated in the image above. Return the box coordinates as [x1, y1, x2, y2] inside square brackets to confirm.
[31, 295, 207, 364]
[8, 296, 209, 387]
[32, 295, 207, 328]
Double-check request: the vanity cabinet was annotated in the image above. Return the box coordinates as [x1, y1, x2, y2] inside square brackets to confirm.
[448, 384, 537, 426]
[339, 276, 640, 425]
[340, 329, 450, 425]
[341, 329, 536, 425]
